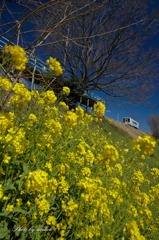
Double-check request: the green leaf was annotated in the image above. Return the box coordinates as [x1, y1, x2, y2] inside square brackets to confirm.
[0, 226, 10, 239]
[13, 208, 28, 215]
[3, 179, 16, 191]
[16, 178, 24, 191]
[23, 163, 29, 174]
[0, 211, 10, 217]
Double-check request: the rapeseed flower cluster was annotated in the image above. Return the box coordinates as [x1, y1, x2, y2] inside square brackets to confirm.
[93, 101, 106, 117]
[75, 105, 85, 118]
[46, 215, 56, 226]
[46, 57, 63, 76]
[13, 83, 31, 100]
[42, 90, 57, 104]
[0, 76, 12, 91]
[35, 196, 50, 216]
[25, 170, 48, 194]
[59, 101, 69, 109]
[0, 113, 11, 135]
[0, 46, 158, 240]
[126, 220, 146, 240]
[133, 135, 156, 155]
[103, 144, 119, 163]
[6, 82, 32, 108]
[64, 111, 78, 127]
[6, 204, 14, 212]
[62, 86, 70, 96]
[4, 45, 28, 71]
[4, 127, 27, 155]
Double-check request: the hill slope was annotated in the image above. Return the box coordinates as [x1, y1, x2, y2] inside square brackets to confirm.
[109, 118, 146, 139]
[91, 116, 146, 142]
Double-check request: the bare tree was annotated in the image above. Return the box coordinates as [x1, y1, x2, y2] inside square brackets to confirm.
[0, 0, 159, 105]
[0, 1, 104, 52]
[148, 114, 159, 139]
[40, 0, 159, 103]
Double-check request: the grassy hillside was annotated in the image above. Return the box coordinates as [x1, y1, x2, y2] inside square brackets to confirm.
[95, 117, 133, 140]
[109, 118, 146, 139]
[0, 79, 159, 239]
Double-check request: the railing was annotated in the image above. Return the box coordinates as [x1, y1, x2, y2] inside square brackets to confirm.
[84, 91, 106, 104]
[0, 36, 106, 105]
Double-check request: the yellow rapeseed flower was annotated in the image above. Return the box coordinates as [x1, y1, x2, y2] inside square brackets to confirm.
[132, 170, 145, 186]
[64, 111, 78, 127]
[126, 220, 146, 240]
[3, 154, 11, 164]
[45, 161, 53, 172]
[93, 101, 106, 117]
[28, 113, 37, 122]
[0, 114, 10, 134]
[46, 216, 57, 226]
[25, 169, 48, 194]
[12, 83, 31, 101]
[4, 45, 28, 71]
[62, 86, 70, 96]
[81, 167, 91, 177]
[0, 77, 12, 91]
[32, 212, 37, 220]
[103, 144, 119, 162]
[133, 135, 156, 155]
[16, 198, 22, 207]
[27, 201, 31, 207]
[0, 184, 3, 199]
[2, 196, 8, 201]
[6, 204, 14, 212]
[62, 199, 78, 217]
[59, 101, 69, 109]
[46, 57, 63, 76]
[35, 197, 50, 216]
[44, 119, 62, 134]
[42, 90, 57, 104]
[75, 106, 84, 118]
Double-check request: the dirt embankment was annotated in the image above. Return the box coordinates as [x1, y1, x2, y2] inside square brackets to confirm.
[110, 119, 147, 139]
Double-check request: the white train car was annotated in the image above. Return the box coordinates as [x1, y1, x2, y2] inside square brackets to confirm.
[123, 117, 139, 129]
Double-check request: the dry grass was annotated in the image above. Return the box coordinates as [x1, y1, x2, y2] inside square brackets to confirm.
[109, 118, 147, 139]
